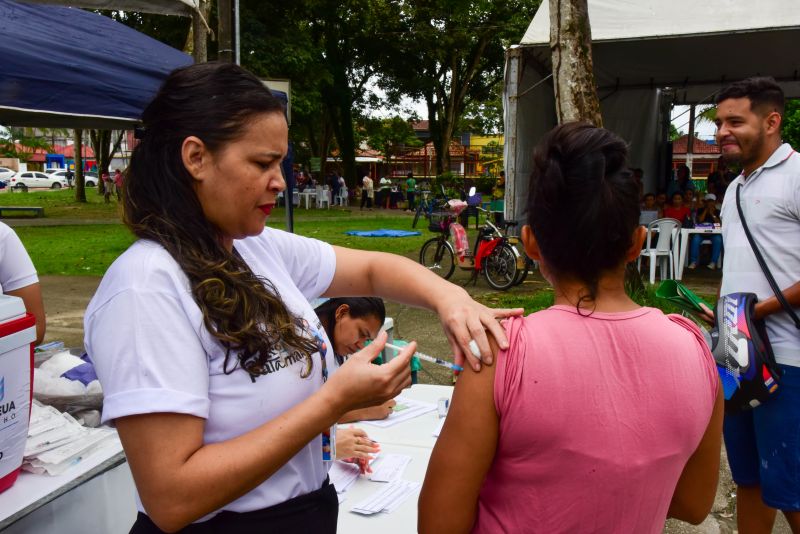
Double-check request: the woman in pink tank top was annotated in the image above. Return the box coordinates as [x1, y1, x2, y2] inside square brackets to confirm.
[419, 123, 723, 533]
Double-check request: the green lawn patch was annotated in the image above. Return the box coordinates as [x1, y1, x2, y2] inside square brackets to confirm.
[15, 224, 135, 276]
[0, 189, 120, 219]
[477, 284, 716, 318]
[14, 209, 431, 275]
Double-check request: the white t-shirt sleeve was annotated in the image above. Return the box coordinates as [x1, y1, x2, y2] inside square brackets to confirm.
[0, 222, 38, 292]
[87, 287, 211, 425]
[259, 229, 336, 300]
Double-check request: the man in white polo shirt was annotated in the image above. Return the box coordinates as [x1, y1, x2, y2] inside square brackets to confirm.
[714, 77, 800, 533]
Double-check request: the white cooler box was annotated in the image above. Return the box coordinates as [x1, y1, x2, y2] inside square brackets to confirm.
[0, 294, 36, 493]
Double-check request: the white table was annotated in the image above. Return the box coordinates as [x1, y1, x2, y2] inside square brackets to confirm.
[674, 227, 723, 280]
[0, 438, 136, 533]
[0, 385, 452, 533]
[300, 190, 317, 209]
[337, 384, 453, 533]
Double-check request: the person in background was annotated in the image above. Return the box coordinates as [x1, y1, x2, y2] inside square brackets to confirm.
[639, 192, 660, 226]
[492, 170, 505, 200]
[0, 222, 45, 345]
[405, 172, 417, 212]
[102, 171, 114, 203]
[313, 296, 396, 422]
[361, 173, 374, 210]
[85, 63, 517, 533]
[378, 176, 391, 209]
[329, 171, 340, 205]
[113, 169, 123, 201]
[684, 188, 698, 212]
[687, 193, 722, 270]
[663, 192, 691, 223]
[632, 167, 645, 199]
[667, 164, 697, 199]
[711, 76, 800, 534]
[419, 122, 722, 532]
[655, 190, 668, 213]
[65, 167, 74, 189]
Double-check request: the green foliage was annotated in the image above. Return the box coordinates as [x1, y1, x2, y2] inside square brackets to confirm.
[783, 99, 800, 150]
[103, 11, 190, 51]
[376, 0, 540, 172]
[361, 117, 422, 162]
[669, 124, 684, 141]
[474, 175, 496, 194]
[433, 172, 464, 197]
[0, 127, 51, 161]
[458, 80, 505, 134]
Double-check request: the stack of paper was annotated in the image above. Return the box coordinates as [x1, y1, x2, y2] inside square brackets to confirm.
[369, 454, 411, 482]
[363, 396, 437, 428]
[329, 461, 361, 494]
[24, 401, 118, 476]
[350, 480, 421, 515]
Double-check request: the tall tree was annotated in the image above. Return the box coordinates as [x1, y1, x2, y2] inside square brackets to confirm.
[89, 130, 125, 196]
[379, 0, 538, 175]
[549, 0, 602, 125]
[241, 1, 403, 186]
[361, 117, 422, 165]
[74, 129, 86, 202]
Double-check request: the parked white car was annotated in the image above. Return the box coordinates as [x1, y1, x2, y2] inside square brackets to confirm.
[10, 171, 68, 190]
[46, 169, 97, 187]
[0, 166, 15, 182]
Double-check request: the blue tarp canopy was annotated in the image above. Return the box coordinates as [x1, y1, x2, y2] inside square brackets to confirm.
[0, 0, 194, 129]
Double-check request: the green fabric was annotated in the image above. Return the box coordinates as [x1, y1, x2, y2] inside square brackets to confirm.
[655, 280, 711, 315]
[406, 178, 416, 192]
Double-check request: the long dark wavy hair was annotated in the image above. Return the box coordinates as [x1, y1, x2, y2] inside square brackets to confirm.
[124, 62, 318, 380]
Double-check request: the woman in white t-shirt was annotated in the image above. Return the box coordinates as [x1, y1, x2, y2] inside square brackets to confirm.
[0, 221, 45, 344]
[84, 63, 517, 534]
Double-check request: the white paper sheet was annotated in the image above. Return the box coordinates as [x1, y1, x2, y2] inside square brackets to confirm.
[369, 454, 411, 483]
[362, 396, 437, 428]
[329, 461, 360, 494]
[432, 418, 446, 437]
[350, 480, 421, 515]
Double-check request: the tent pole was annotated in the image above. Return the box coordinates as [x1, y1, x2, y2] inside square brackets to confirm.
[687, 105, 695, 179]
[503, 48, 521, 229]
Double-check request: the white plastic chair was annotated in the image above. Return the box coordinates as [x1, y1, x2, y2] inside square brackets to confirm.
[317, 185, 330, 209]
[638, 218, 681, 284]
[337, 186, 348, 206]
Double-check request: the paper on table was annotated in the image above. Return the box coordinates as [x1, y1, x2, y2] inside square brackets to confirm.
[350, 480, 421, 515]
[329, 461, 360, 494]
[432, 418, 445, 437]
[362, 396, 437, 428]
[369, 454, 411, 482]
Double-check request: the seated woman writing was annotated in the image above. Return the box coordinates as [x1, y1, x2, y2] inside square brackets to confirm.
[419, 122, 723, 533]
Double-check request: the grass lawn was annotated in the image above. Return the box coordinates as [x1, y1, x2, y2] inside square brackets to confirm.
[12, 203, 432, 275]
[0, 188, 120, 219]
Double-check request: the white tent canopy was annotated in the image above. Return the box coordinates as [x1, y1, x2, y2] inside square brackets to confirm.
[503, 0, 800, 223]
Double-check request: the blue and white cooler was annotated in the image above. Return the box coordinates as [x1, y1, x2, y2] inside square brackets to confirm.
[0, 294, 36, 493]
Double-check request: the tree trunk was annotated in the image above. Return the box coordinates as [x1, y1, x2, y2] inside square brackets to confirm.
[90, 129, 124, 197]
[186, 0, 211, 63]
[549, 0, 603, 126]
[217, 0, 233, 62]
[74, 129, 86, 203]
